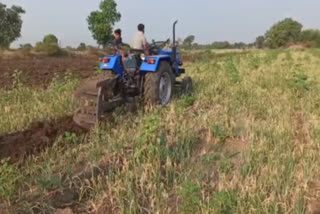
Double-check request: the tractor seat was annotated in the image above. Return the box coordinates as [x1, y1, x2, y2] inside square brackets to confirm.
[129, 48, 144, 53]
[124, 55, 139, 73]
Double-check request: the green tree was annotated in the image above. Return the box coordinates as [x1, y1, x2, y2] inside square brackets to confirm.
[43, 34, 58, 44]
[183, 35, 195, 46]
[255, 36, 265, 49]
[77, 43, 87, 51]
[211, 41, 231, 49]
[87, 0, 121, 48]
[300, 29, 320, 48]
[233, 42, 247, 49]
[264, 18, 302, 48]
[0, 3, 25, 49]
[35, 34, 62, 56]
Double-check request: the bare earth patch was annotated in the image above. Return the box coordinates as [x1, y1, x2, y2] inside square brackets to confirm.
[0, 116, 86, 163]
[307, 181, 320, 214]
[0, 54, 98, 89]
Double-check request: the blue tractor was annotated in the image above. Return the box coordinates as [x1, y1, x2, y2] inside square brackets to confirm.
[73, 21, 192, 128]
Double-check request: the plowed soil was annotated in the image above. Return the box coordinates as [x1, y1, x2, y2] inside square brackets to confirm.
[0, 116, 86, 163]
[0, 54, 99, 89]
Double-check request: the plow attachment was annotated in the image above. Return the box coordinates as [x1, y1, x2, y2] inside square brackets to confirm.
[73, 72, 124, 129]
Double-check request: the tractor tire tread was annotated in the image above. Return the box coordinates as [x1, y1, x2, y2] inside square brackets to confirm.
[144, 61, 174, 105]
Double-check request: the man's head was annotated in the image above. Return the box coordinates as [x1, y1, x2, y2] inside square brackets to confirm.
[137, 24, 145, 33]
[114, 29, 121, 39]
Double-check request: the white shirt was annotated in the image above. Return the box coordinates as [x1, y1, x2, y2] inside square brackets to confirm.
[132, 31, 147, 50]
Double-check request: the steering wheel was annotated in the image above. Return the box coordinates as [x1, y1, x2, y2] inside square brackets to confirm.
[149, 39, 170, 52]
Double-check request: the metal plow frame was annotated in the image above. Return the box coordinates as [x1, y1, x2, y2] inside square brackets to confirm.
[73, 72, 124, 129]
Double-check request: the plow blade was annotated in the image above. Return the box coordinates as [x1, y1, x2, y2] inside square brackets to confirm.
[73, 72, 124, 129]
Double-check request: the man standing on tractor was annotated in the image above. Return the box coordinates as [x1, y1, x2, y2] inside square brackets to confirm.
[132, 23, 149, 54]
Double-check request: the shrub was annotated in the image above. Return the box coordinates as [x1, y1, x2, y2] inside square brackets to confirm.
[34, 42, 64, 56]
[19, 43, 32, 50]
[33, 34, 66, 56]
[300, 29, 320, 48]
[18, 43, 33, 54]
[43, 34, 58, 45]
[77, 43, 86, 51]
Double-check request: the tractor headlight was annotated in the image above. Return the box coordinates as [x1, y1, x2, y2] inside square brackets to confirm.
[140, 53, 146, 61]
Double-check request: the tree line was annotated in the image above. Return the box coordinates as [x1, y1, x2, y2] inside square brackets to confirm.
[181, 37, 250, 50]
[1, 0, 320, 50]
[181, 18, 320, 49]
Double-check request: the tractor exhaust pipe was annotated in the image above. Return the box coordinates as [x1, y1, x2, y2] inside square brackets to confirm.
[172, 20, 178, 64]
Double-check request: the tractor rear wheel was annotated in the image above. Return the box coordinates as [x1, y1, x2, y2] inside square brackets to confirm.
[144, 61, 175, 105]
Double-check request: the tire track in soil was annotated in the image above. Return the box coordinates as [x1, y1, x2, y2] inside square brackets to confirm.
[0, 116, 87, 163]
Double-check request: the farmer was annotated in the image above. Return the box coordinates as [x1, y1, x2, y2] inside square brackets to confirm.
[132, 23, 149, 54]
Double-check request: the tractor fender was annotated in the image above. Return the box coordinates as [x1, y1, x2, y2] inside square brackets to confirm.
[100, 55, 124, 77]
[140, 55, 171, 73]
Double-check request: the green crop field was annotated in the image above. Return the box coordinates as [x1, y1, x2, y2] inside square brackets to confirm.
[1, 49, 320, 213]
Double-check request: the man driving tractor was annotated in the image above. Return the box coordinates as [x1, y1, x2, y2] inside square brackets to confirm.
[132, 23, 149, 54]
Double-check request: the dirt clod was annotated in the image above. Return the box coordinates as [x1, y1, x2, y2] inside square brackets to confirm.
[0, 116, 86, 163]
[49, 189, 79, 209]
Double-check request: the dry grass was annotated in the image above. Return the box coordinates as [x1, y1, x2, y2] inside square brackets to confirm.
[0, 73, 79, 135]
[1, 49, 320, 213]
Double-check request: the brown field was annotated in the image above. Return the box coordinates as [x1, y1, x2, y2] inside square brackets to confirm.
[0, 54, 99, 89]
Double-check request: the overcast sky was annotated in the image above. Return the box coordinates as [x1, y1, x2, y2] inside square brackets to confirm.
[3, 0, 320, 47]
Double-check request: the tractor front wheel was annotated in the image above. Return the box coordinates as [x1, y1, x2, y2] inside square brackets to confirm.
[144, 61, 175, 105]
